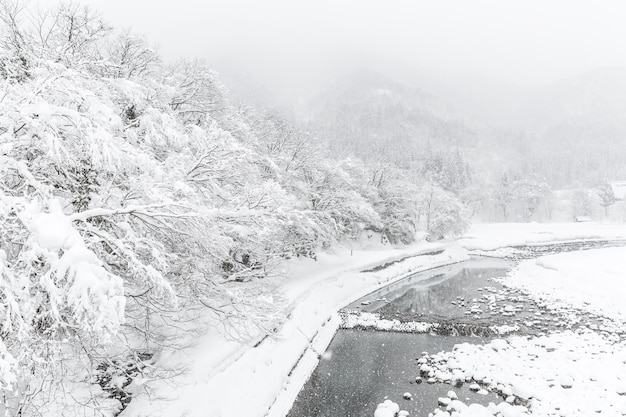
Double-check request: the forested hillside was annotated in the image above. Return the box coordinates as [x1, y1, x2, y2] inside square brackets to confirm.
[299, 71, 555, 222]
[0, 3, 470, 415]
[299, 67, 626, 222]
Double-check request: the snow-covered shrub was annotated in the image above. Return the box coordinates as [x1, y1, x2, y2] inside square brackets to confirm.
[371, 173, 421, 244]
[419, 185, 470, 240]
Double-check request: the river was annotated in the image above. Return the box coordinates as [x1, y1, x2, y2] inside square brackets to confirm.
[285, 251, 622, 417]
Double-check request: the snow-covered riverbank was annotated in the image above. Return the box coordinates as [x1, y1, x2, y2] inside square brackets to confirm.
[421, 246, 626, 417]
[123, 223, 626, 417]
[506, 247, 626, 321]
[123, 242, 469, 417]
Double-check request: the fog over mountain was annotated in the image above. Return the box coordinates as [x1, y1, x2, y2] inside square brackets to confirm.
[516, 67, 626, 137]
[76, 0, 626, 108]
[215, 53, 532, 129]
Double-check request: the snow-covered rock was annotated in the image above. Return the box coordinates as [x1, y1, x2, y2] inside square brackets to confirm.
[375, 399, 400, 417]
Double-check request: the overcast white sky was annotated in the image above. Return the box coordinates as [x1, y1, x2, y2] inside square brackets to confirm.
[77, 0, 626, 87]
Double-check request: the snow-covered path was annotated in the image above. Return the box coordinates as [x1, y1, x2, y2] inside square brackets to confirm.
[123, 242, 468, 417]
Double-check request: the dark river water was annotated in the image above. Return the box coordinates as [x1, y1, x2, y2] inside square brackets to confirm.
[287, 258, 509, 417]
[287, 330, 500, 417]
[346, 258, 511, 325]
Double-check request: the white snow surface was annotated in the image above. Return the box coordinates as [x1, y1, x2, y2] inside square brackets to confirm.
[427, 331, 626, 416]
[431, 400, 529, 417]
[375, 399, 401, 417]
[459, 222, 626, 251]
[506, 247, 626, 321]
[342, 311, 436, 332]
[123, 242, 469, 417]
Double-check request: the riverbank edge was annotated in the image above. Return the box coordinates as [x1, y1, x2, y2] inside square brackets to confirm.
[122, 241, 473, 417]
[265, 245, 470, 417]
[266, 231, 626, 417]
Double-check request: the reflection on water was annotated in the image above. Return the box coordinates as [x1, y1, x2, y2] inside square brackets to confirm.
[287, 259, 509, 417]
[287, 330, 500, 417]
[347, 258, 511, 324]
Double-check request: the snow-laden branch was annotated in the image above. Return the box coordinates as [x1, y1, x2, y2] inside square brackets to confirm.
[68, 203, 200, 222]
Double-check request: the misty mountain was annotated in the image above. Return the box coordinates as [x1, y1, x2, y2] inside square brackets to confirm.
[299, 69, 539, 195]
[298, 66, 626, 188]
[512, 68, 626, 185]
[395, 70, 535, 128]
[517, 67, 626, 146]
[301, 70, 477, 166]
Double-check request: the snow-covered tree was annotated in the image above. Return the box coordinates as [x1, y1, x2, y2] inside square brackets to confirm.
[163, 59, 229, 125]
[510, 179, 551, 221]
[371, 172, 420, 244]
[422, 149, 471, 193]
[99, 30, 160, 79]
[572, 188, 592, 218]
[419, 185, 470, 240]
[597, 182, 616, 217]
